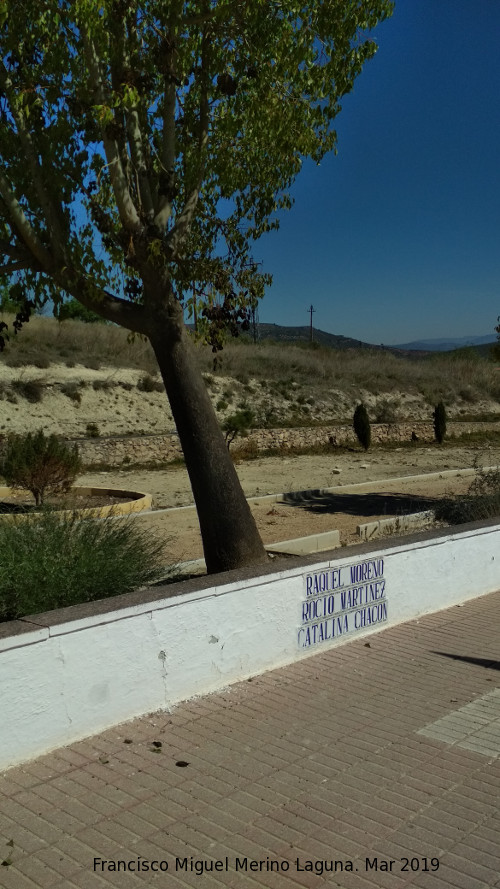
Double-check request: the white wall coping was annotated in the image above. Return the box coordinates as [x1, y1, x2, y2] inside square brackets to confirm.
[1, 518, 498, 650]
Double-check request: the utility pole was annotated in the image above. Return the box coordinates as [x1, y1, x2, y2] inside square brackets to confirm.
[308, 304, 315, 343]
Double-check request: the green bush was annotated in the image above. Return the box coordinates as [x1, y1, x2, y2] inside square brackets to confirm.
[55, 298, 108, 324]
[2, 430, 81, 506]
[222, 408, 255, 448]
[0, 511, 169, 622]
[433, 401, 447, 444]
[85, 422, 100, 438]
[353, 403, 371, 450]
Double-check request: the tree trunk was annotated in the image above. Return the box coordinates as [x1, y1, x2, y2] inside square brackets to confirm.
[148, 313, 268, 575]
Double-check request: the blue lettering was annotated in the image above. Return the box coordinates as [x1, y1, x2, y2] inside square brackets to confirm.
[354, 601, 388, 629]
[350, 559, 384, 584]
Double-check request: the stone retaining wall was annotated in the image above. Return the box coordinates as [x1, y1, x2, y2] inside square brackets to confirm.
[63, 420, 500, 468]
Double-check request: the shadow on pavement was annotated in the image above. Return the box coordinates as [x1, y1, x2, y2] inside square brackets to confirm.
[281, 490, 440, 517]
[432, 652, 500, 671]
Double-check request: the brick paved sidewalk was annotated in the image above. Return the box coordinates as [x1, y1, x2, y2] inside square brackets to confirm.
[1, 591, 500, 889]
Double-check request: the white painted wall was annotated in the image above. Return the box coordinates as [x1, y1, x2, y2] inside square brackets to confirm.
[1, 522, 499, 771]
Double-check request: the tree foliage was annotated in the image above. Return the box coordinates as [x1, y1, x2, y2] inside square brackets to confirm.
[0, 0, 394, 571]
[2, 429, 81, 506]
[0, 0, 393, 332]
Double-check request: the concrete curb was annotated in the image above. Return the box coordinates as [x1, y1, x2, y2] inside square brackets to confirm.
[145, 465, 487, 516]
[357, 509, 435, 541]
[0, 485, 152, 522]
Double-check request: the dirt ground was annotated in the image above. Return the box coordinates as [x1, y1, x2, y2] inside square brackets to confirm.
[79, 443, 500, 565]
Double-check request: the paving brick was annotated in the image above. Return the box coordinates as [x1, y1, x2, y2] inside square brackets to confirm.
[427, 862, 494, 889]
[9, 855, 65, 888]
[448, 844, 500, 875]
[4, 589, 500, 888]
[0, 867, 43, 889]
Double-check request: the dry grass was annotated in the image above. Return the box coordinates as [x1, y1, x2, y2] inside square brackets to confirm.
[0, 314, 158, 373]
[1, 313, 499, 409]
[195, 340, 500, 406]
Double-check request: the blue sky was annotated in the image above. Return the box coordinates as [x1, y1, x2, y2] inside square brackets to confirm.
[253, 0, 500, 345]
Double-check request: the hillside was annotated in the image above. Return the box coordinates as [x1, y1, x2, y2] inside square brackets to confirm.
[251, 323, 430, 356]
[394, 334, 497, 352]
[256, 323, 376, 350]
[1, 315, 500, 440]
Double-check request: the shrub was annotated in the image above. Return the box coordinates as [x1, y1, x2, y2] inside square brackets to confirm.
[34, 356, 51, 369]
[216, 399, 228, 411]
[0, 511, 169, 622]
[222, 408, 255, 448]
[433, 401, 447, 444]
[435, 464, 500, 525]
[55, 298, 108, 324]
[11, 378, 45, 403]
[85, 422, 100, 438]
[61, 381, 82, 403]
[5, 355, 28, 368]
[353, 403, 371, 450]
[84, 357, 101, 370]
[375, 398, 398, 424]
[2, 430, 81, 506]
[137, 374, 164, 392]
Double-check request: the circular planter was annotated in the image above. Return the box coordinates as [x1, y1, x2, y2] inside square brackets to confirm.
[0, 486, 153, 521]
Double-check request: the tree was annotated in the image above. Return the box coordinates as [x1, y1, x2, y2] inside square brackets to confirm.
[54, 298, 108, 324]
[223, 407, 254, 449]
[353, 403, 371, 451]
[0, 0, 394, 573]
[433, 402, 447, 445]
[2, 430, 81, 506]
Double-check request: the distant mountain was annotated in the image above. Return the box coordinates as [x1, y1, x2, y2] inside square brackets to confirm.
[253, 323, 428, 356]
[392, 334, 497, 352]
[256, 323, 379, 350]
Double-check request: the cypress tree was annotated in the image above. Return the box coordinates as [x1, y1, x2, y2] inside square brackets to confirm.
[353, 403, 371, 451]
[433, 402, 447, 444]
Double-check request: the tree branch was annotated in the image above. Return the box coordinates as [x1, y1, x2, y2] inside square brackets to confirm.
[0, 260, 32, 274]
[154, 79, 177, 231]
[164, 187, 200, 258]
[163, 24, 210, 256]
[0, 172, 54, 270]
[80, 25, 142, 232]
[110, 11, 155, 222]
[55, 268, 150, 336]
[0, 64, 68, 264]
[126, 108, 155, 221]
